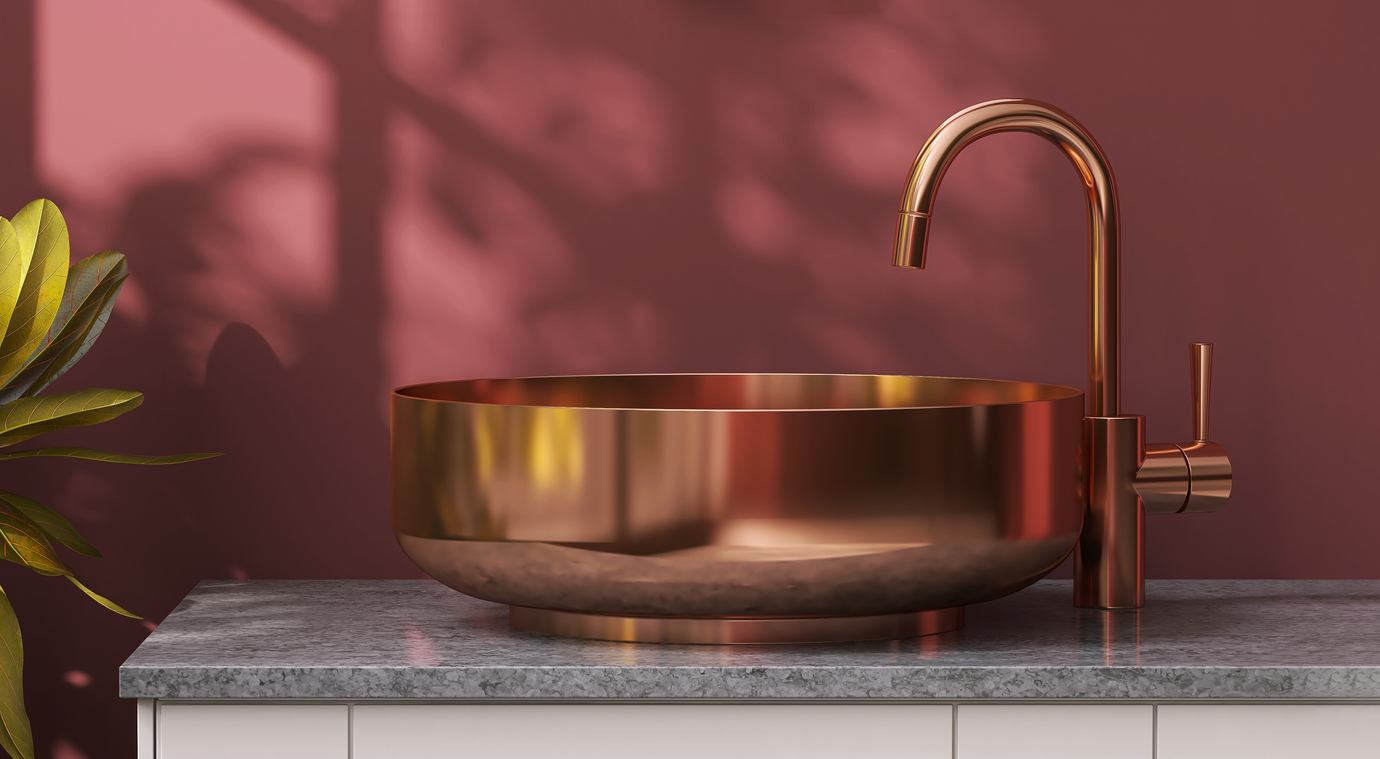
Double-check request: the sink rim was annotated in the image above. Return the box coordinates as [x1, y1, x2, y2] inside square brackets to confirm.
[394, 372, 1083, 413]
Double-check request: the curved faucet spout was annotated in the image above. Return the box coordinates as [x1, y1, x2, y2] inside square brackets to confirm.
[893, 99, 1121, 417]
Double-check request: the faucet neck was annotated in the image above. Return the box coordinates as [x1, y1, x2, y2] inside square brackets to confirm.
[895, 99, 1121, 417]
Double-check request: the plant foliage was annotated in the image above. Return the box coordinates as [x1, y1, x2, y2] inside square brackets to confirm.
[0, 200, 217, 759]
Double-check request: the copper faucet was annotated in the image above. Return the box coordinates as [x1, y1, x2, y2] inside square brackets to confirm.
[893, 99, 1232, 609]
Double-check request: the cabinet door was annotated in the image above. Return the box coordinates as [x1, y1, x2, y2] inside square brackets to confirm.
[353, 704, 952, 759]
[1158, 705, 1380, 759]
[956, 704, 1153, 759]
[159, 704, 348, 759]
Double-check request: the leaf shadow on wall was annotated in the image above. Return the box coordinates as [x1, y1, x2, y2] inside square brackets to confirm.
[0, 135, 414, 758]
[1, 1, 1107, 757]
[373, 0, 1085, 386]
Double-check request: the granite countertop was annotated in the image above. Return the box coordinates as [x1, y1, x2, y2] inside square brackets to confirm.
[119, 579, 1380, 701]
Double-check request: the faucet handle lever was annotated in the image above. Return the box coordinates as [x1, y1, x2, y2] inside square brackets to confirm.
[1137, 341, 1232, 514]
[1179, 341, 1232, 513]
[1191, 342, 1211, 443]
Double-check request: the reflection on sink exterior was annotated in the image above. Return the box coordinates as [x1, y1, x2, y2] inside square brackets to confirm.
[392, 373, 1083, 643]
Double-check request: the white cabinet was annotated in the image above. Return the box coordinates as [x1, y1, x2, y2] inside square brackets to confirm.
[157, 704, 348, 759]
[1157, 704, 1380, 759]
[142, 701, 1380, 758]
[955, 705, 1153, 759]
[351, 704, 953, 759]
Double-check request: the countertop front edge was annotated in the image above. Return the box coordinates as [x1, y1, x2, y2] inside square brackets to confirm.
[116, 664, 1380, 701]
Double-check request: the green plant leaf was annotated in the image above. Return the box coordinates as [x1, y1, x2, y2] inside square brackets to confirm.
[0, 220, 24, 343]
[0, 584, 31, 759]
[0, 389, 142, 448]
[66, 576, 138, 619]
[0, 510, 138, 619]
[0, 447, 218, 466]
[0, 252, 127, 403]
[0, 513, 69, 577]
[0, 492, 99, 558]
[0, 201, 69, 387]
[8, 204, 37, 276]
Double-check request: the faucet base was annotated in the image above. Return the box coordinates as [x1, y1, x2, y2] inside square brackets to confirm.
[510, 606, 964, 645]
[1075, 415, 1146, 610]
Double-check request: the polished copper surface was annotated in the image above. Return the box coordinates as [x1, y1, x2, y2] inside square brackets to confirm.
[892, 99, 1233, 609]
[392, 374, 1084, 638]
[510, 606, 964, 645]
[894, 99, 1120, 417]
[391, 99, 1235, 636]
[1178, 344, 1232, 513]
[1136, 444, 1190, 516]
[1180, 441, 1232, 514]
[1191, 343, 1212, 443]
[1132, 345, 1233, 516]
[1075, 416, 1145, 609]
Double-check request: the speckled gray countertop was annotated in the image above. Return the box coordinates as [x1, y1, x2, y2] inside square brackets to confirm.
[119, 579, 1380, 700]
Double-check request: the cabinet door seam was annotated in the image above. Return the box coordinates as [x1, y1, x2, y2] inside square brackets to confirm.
[1152, 703, 1158, 759]
[951, 702, 958, 759]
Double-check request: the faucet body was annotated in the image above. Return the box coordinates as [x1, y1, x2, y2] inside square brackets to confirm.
[894, 99, 1232, 609]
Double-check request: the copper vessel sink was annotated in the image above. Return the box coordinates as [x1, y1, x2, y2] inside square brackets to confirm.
[391, 373, 1084, 643]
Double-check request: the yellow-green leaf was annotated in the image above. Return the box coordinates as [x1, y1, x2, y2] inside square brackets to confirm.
[0, 201, 68, 386]
[0, 220, 23, 342]
[0, 447, 219, 466]
[7, 204, 36, 286]
[66, 577, 138, 619]
[0, 514, 137, 619]
[0, 447, 218, 466]
[0, 584, 31, 759]
[0, 514, 69, 577]
[1, 251, 127, 402]
[0, 492, 99, 558]
[0, 389, 142, 448]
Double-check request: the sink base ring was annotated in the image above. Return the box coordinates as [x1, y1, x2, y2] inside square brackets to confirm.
[509, 605, 964, 645]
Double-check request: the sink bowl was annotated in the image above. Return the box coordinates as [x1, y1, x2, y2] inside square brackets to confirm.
[391, 373, 1084, 643]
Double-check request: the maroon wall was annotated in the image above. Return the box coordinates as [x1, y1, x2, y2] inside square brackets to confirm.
[2, 0, 1378, 755]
